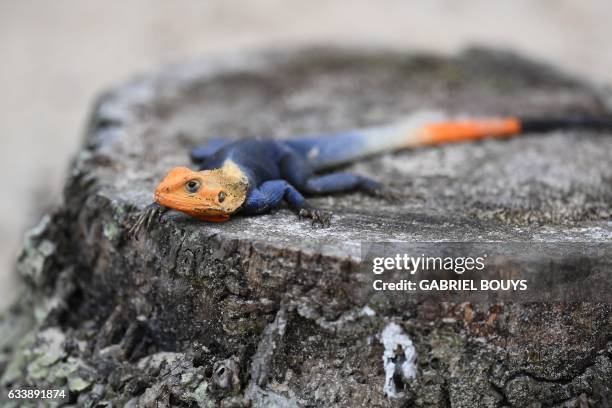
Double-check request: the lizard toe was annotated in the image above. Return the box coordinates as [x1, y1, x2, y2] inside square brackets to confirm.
[368, 187, 405, 202]
[129, 203, 168, 239]
[297, 208, 332, 228]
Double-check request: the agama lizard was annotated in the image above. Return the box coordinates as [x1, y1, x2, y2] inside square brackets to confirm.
[130, 111, 612, 232]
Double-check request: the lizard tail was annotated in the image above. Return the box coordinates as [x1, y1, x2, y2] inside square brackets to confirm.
[286, 111, 612, 171]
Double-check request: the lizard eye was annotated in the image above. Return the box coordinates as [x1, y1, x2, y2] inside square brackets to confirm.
[186, 180, 200, 193]
[218, 191, 226, 203]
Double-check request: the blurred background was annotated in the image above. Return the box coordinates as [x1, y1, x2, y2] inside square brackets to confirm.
[1, 0, 611, 310]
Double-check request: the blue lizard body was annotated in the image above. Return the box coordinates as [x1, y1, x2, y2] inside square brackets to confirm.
[191, 136, 381, 221]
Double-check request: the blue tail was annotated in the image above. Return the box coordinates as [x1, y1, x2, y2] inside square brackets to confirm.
[285, 111, 444, 170]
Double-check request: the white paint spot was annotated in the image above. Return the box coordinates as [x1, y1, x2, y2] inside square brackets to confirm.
[380, 322, 417, 398]
[360, 305, 376, 317]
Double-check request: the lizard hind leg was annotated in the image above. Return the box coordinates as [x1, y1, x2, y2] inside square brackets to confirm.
[304, 172, 406, 202]
[279, 152, 396, 199]
[303, 172, 382, 195]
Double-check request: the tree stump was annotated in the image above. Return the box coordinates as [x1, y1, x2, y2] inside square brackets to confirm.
[1, 48, 611, 407]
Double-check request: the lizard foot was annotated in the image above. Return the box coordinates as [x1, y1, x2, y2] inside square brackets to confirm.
[298, 208, 333, 227]
[128, 203, 168, 238]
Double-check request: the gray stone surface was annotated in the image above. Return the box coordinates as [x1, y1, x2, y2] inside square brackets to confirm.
[0, 48, 611, 407]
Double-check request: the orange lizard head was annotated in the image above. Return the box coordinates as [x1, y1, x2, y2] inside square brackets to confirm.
[154, 161, 248, 222]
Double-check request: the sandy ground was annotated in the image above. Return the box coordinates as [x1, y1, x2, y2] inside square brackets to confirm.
[1, 0, 611, 310]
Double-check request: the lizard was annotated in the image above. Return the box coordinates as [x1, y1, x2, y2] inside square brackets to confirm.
[129, 111, 612, 233]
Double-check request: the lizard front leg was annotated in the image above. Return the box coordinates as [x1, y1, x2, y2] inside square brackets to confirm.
[242, 180, 332, 227]
[129, 202, 169, 237]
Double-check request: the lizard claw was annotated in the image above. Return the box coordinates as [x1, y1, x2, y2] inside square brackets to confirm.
[368, 187, 405, 202]
[128, 203, 168, 239]
[298, 208, 333, 228]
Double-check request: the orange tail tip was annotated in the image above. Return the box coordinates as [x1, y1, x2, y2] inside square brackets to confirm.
[417, 118, 522, 146]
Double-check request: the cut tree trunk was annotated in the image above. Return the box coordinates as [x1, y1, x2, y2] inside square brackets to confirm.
[1, 48, 611, 407]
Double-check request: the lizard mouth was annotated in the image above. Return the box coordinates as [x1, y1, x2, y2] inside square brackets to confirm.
[154, 192, 232, 221]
